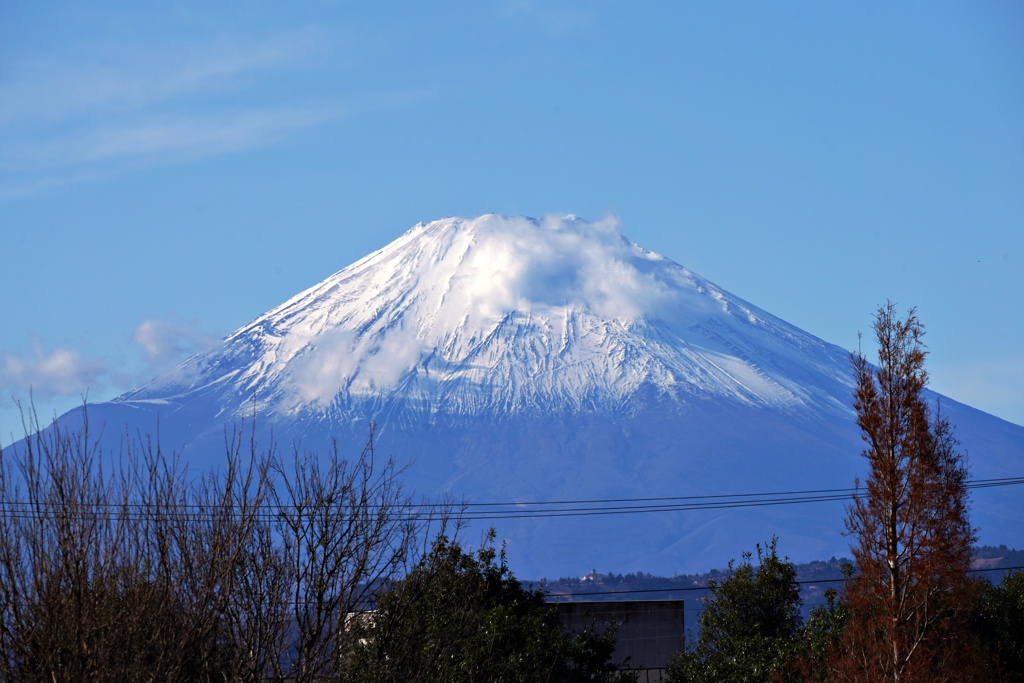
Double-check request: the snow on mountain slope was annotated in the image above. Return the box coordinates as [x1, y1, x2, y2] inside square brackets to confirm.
[122, 214, 852, 421]
[32, 214, 1024, 578]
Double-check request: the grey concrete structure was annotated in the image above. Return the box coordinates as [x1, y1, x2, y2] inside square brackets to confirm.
[556, 600, 685, 682]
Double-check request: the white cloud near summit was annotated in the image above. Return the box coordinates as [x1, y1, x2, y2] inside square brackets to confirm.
[459, 214, 676, 323]
[279, 213, 689, 408]
[133, 318, 217, 369]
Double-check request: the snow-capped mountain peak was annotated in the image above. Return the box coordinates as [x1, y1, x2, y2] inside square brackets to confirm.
[36, 214, 1024, 578]
[130, 214, 850, 421]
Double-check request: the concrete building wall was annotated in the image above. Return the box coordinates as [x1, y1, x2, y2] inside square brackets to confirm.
[557, 600, 684, 681]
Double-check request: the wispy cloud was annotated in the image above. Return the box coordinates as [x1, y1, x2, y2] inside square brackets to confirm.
[133, 317, 218, 372]
[0, 169, 111, 201]
[0, 30, 326, 124]
[0, 339, 106, 398]
[6, 105, 343, 169]
[0, 316, 220, 402]
[0, 29, 344, 197]
[497, 0, 595, 34]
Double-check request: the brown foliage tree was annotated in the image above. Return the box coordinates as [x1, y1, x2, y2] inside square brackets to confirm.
[833, 303, 982, 682]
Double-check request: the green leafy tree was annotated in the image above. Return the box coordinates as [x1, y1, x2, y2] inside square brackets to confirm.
[791, 582, 849, 682]
[346, 531, 635, 683]
[665, 538, 801, 683]
[975, 570, 1024, 681]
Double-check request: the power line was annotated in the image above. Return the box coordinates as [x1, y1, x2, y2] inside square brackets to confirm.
[450, 476, 1024, 521]
[461, 476, 1024, 509]
[0, 476, 1020, 522]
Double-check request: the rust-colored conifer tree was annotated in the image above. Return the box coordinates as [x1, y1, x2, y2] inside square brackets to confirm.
[834, 303, 981, 682]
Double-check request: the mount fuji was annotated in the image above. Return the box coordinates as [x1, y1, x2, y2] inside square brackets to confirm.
[33, 214, 1024, 577]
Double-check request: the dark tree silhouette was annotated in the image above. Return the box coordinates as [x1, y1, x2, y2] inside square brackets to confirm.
[975, 569, 1024, 681]
[346, 530, 634, 683]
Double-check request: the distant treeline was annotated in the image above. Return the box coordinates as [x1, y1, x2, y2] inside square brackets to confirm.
[547, 545, 1024, 598]
[542, 546, 1024, 631]
[557, 544, 1024, 593]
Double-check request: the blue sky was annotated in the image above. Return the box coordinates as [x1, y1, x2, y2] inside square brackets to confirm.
[2, 1, 1023, 444]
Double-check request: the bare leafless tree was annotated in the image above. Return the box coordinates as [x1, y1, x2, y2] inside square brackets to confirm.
[270, 428, 437, 681]
[0, 408, 454, 682]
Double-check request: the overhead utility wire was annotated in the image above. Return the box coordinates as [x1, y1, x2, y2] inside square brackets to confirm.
[459, 476, 1024, 509]
[455, 493, 854, 521]
[448, 476, 1024, 521]
[460, 485, 861, 507]
[0, 476, 1020, 522]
